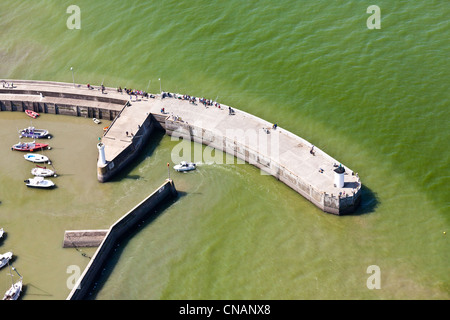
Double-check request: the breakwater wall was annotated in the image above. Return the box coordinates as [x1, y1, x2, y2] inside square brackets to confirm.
[162, 117, 361, 215]
[67, 179, 178, 300]
[0, 80, 127, 120]
[96, 112, 162, 182]
[0, 96, 121, 120]
[0, 80, 362, 215]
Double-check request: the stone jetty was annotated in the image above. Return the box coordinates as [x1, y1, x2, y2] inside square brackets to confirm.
[0, 79, 361, 214]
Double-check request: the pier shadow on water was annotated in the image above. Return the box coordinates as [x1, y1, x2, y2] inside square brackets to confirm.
[109, 129, 166, 182]
[348, 184, 379, 216]
[85, 190, 187, 300]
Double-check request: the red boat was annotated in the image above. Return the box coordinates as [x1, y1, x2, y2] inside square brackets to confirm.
[11, 141, 49, 152]
[25, 109, 39, 119]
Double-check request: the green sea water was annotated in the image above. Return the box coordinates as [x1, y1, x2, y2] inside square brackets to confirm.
[0, 1, 448, 300]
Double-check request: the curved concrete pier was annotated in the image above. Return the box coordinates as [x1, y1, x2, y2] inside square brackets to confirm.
[0, 79, 361, 214]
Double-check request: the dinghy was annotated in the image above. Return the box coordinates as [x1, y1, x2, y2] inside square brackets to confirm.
[12, 141, 49, 152]
[24, 153, 49, 163]
[19, 127, 50, 139]
[31, 165, 56, 177]
[25, 109, 39, 119]
[24, 176, 55, 189]
[0, 252, 12, 270]
[93, 118, 101, 124]
[174, 161, 197, 172]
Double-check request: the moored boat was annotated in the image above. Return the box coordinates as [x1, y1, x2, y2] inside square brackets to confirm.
[12, 141, 49, 152]
[24, 176, 55, 188]
[25, 109, 39, 119]
[174, 161, 197, 172]
[19, 127, 50, 139]
[24, 153, 49, 163]
[3, 266, 22, 300]
[31, 165, 56, 177]
[93, 118, 101, 124]
[0, 252, 13, 270]
[3, 279, 22, 300]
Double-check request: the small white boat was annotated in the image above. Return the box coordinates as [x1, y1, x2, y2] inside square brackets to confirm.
[24, 176, 55, 189]
[93, 118, 101, 124]
[0, 252, 13, 269]
[174, 161, 197, 172]
[3, 266, 22, 300]
[31, 166, 56, 177]
[24, 153, 49, 163]
[3, 279, 22, 300]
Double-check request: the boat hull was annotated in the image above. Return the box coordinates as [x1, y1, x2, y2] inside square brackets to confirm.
[24, 177, 55, 188]
[0, 252, 13, 269]
[25, 110, 39, 118]
[19, 127, 49, 139]
[25, 184, 54, 189]
[12, 142, 49, 152]
[31, 167, 55, 177]
[3, 280, 22, 300]
[24, 154, 49, 163]
[174, 162, 197, 172]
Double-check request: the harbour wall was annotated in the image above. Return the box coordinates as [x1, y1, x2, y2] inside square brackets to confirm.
[0, 87, 127, 106]
[161, 118, 361, 215]
[67, 179, 178, 300]
[96, 109, 161, 182]
[0, 80, 127, 120]
[0, 98, 120, 120]
[0, 80, 361, 214]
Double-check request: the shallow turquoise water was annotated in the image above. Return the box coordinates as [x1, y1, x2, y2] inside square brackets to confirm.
[0, 1, 448, 299]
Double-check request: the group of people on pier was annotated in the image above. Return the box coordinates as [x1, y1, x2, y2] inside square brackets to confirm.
[1, 81, 14, 88]
[86, 83, 106, 94]
[176, 94, 222, 110]
[116, 86, 155, 100]
[179, 94, 198, 105]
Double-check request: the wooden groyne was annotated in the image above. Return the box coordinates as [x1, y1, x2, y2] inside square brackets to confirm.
[67, 179, 178, 300]
[63, 230, 109, 248]
[0, 79, 362, 214]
